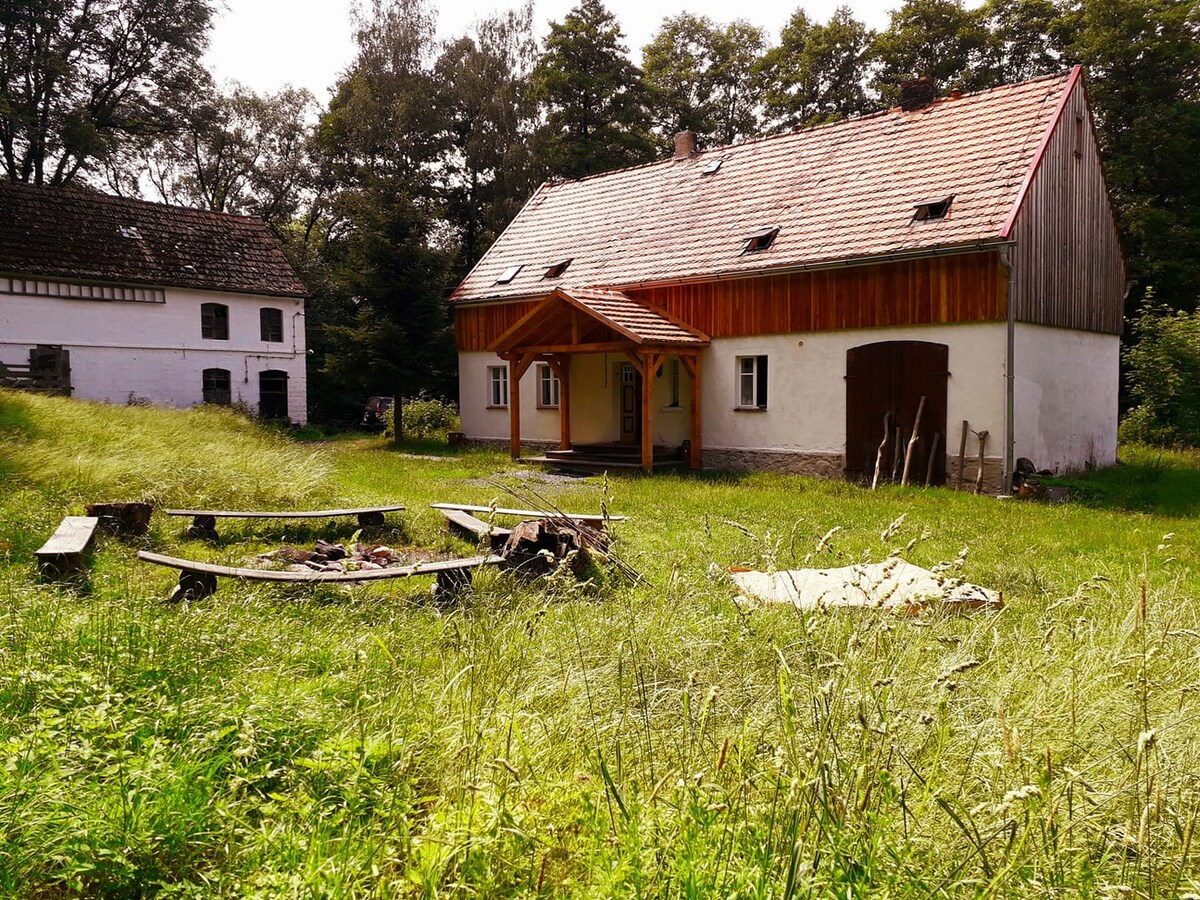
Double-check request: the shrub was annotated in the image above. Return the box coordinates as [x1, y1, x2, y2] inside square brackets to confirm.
[1121, 298, 1200, 447]
[384, 393, 460, 440]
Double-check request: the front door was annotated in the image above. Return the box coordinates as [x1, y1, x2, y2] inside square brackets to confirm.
[619, 363, 641, 443]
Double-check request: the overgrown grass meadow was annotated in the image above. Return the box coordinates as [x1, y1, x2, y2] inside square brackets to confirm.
[2, 388, 1199, 897]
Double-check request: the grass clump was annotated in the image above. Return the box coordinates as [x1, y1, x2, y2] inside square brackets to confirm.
[1, 388, 1199, 896]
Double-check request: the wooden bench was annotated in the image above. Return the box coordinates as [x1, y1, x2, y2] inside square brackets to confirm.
[430, 503, 625, 525]
[439, 508, 513, 550]
[36, 516, 99, 577]
[137, 550, 503, 602]
[163, 505, 405, 540]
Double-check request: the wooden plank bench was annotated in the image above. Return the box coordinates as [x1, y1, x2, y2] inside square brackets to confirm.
[163, 505, 405, 540]
[35, 516, 99, 577]
[439, 508, 513, 550]
[137, 550, 503, 602]
[429, 503, 625, 525]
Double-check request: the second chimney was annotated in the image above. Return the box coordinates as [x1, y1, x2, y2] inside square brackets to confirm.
[674, 130, 698, 160]
[899, 77, 937, 112]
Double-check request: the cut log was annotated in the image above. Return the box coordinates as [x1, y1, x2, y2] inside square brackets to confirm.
[925, 431, 942, 488]
[35, 516, 99, 577]
[955, 420, 970, 490]
[85, 501, 153, 536]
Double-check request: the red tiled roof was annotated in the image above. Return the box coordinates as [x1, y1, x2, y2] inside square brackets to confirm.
[0, 183, 308, 297]
[452, 71, 1073, 303]
[558, 288, 708, 345]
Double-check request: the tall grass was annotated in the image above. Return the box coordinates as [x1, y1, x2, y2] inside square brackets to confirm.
[1, 388, 1198, 896]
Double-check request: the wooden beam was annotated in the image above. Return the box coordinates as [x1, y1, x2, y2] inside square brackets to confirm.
[507, 351, 536, 460]
[548, 355, 571, 450]
[624, 350, 646, 378]
[640, 351, 658, 473]
[511, 340, 634, 355]
[687, 353, 702, 469]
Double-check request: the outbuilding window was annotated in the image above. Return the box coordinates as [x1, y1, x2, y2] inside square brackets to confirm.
[259, 370, 289, 419]
[202, 368, 231, 405]
[260, 307, 283, 342]
[736, 355, 768, 409]
[536, 363, 560, 408]
[201, 302, 229, 340]
[488, 365, 509, 407]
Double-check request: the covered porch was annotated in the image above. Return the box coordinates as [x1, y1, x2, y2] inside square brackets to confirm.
[489, 288, 710, 473]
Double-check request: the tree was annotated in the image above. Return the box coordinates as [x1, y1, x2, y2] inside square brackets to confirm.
[1121, 299, 1200, 445]
[434, 5, 540, 275]
[756, 7, 875, 131]
[980, 0, 1068, 83]
[870, 0, 993, 105]
[641, 14, 764, 149]
[111, 83, 318, 229]
[531, 0, 655, 178]
[0, 0, 213, 185]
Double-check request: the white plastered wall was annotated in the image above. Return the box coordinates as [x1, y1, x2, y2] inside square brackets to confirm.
[701, 323, 1008, 455]
[458, 350, 694, 446]
[0, 286, 308, 422]
[1013, 322, 1118, 472]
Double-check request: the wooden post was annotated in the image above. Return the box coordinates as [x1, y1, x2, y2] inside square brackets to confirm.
[892, 426, 903, 482]
[508, 356, 522, 459]
[974, 429, 990, 494]
[686, 354, 702, 469]
[640, 352, 657, 474]
[900, 395, 926, 486]
[549, 356, 571, 450]
[924, 431, 942, 487]
[955, 420, 969, 490]
[871, 411, 892, 490]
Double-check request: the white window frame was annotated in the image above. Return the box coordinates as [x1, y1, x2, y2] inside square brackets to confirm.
[536, 363, 560, 409]
[488, 365, 509, 408]
[735, 355, 767, 410]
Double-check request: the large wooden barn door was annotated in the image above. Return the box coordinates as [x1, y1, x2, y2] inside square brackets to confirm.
[845, 342, 949, 485]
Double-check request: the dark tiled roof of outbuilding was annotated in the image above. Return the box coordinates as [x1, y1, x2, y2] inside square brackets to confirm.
[452, 71, 1073, 303]
[0, 182, 308, 297]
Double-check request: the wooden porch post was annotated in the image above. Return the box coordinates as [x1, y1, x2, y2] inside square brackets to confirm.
[548, 355, 571, 451]
[506, 352, 537, 460]
[640, 352, 658, 474]
[683, 353, 703, 470]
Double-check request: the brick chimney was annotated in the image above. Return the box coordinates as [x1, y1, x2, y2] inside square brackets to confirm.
[674, 130, 698, 160]
[899, 77, 937, 112]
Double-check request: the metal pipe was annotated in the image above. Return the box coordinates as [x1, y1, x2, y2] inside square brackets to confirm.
[999, 247, 1016, 494]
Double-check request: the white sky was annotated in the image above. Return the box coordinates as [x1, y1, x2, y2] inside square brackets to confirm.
[204, 0, 896, 99]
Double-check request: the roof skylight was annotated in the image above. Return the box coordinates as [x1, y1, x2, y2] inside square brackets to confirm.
[742, 227, 779, 254]
[912, 196, 953, 222]
[543, 258, 572, 278]
[496, 264, 523, 284]
[701, 158, 724, 175]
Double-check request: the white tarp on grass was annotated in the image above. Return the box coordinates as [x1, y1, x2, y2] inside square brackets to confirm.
[729, 558, 1001, 614]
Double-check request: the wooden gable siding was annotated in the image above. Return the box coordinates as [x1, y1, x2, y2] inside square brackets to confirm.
[624, 252, 1006, 338]
[1007, 78, 1125, 334]
[454, 252, 1006, 350]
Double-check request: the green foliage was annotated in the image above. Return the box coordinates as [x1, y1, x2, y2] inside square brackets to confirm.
[3, 390, 1200, 895]
[869, 0, 994, 104]
[1120, 300, 1200, 445]
[531, 0, 655, 178]
[641, 14, 765, 148]
[383, 394, 461, 440]
[755, 6, 875, 131]
[0, 0, 214, 185]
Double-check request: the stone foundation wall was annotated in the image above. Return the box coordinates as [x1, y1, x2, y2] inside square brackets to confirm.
[947, 455, 1006, 495]
[702, 447, 845, 477]
[467, 438, 558, 453]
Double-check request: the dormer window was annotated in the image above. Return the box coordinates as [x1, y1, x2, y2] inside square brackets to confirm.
[496, 265, 522, 284]
[742, 227, 779, 254]
[543, 259, 572, 279]
[912, 196, 953, 222]
[701, 158, 723, 175]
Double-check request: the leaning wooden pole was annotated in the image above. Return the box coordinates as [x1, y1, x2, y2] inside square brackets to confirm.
[974, 429, 990, 495]
[900, 396, 927, 486]
[924, 431, 942, 487]
[871, 411, 892, 490]
[955, 420, 969, 490]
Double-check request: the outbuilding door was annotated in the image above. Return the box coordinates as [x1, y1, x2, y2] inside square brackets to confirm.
[845, 341, 948, 485]
[259, 370, 289, 420]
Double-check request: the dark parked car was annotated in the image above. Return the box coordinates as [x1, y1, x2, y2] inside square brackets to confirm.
[361, 396, 395, 431]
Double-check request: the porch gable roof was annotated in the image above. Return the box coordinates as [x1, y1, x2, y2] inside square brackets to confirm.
[488, 287, 709, 353]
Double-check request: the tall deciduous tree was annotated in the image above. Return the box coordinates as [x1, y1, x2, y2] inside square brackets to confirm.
[980, 0, 1068, 83]
[434, 4, 540, 275]
[641, 14, 765, 149]
[870, 0, 993, 104]
[531, 0, 654, 178]
[756, 7, 875, 131]
[0, 0, 213, 185]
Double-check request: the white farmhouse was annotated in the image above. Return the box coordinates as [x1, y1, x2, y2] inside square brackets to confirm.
[0, 183, 309, 422]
